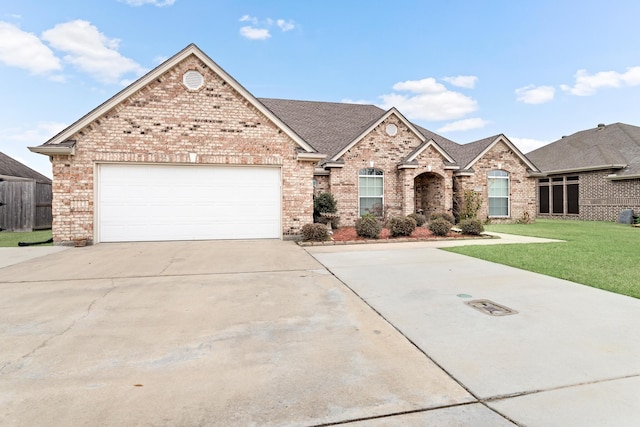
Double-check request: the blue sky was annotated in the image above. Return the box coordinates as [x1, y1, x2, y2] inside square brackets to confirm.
[2, 0, 640, 178]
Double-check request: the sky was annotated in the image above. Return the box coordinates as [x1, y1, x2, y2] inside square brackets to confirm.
[2, 0, 640, 178]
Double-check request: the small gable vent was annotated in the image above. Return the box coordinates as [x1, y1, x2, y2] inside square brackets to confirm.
[183, 70, 204, 90]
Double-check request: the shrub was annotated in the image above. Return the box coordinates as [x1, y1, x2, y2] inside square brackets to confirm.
[301, 223, 329, 241]
[516, 211, 532, 224]
[355, 214, 382, 239]
[459, 218, 484, 235]
[313, 192, 337, 214]
[408, 213, 427, 227]
[458, 190, 483, 221]
[430, 212, 455, 224]
[429, 218, 452, 236]
[387, 216, 417, 237]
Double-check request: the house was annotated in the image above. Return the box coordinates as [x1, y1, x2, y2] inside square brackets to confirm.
[0, 151, 52, 232]
[30, 44, 539, 245]
[527, 123, 640, 221]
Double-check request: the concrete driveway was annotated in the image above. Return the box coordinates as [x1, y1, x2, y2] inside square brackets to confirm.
[1, 238, 639, 426]
[1, 240, 484, 427]
[307, 242, 640, 426]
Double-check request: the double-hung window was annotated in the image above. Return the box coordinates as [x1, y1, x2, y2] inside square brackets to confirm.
[359, 168, 384, 216]
[488, 170, 510, 217]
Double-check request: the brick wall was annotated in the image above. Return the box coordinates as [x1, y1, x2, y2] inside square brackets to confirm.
[50, 54, 314, 245]
[323, 116, 453, 225]
[454, 140, 537, 223]
[540, 170, 640, 221]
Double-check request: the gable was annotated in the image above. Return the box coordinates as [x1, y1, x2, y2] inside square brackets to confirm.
[331, 108, 445, 163]
[464, 135, 538, 172]
[31, 44, 316, 155]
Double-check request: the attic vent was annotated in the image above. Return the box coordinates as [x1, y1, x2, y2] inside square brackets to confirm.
[183, 70, 204, 90]
[597, 123, 606, 129]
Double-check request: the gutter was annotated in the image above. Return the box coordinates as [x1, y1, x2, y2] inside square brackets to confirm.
[28, 145, 75, 156]
[537, 164, 626, 176]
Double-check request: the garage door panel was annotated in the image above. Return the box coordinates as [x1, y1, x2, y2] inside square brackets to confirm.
[98, 164, 281, 242]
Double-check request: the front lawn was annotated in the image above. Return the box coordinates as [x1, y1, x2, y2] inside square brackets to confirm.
[0, 230, 53, 247]
[445, 219, 640, 299]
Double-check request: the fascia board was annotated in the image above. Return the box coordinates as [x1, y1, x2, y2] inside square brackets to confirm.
[406, 139, 456, 163]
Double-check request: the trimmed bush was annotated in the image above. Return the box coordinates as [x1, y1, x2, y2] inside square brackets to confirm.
[459, 218, 484, 235]
[408, 213, 427, 227]
[430, 212, 455, 224]
[429, 218, 452, 236]
[355, 214, 382, 239]
[314, 192, 337, 214]
[387, 216, 417, 237]
[301, 223, 329, 241]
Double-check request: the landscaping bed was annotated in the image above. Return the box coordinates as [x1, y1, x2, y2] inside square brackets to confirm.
[298, 226, 491, 246]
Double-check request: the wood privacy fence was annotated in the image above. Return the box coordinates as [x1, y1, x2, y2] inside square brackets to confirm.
[0, 177, 52, 232]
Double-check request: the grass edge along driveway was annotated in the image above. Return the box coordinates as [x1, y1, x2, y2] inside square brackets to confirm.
[445, 219, 639, 299]
[0, 230, 52, 247]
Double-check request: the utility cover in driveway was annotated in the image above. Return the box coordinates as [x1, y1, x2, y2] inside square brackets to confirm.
[466, 299, 518, 316]
[97, 164, 281, 242]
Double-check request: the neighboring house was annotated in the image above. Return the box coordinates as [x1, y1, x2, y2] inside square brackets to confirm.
[30, 44, 538, 245]
[527, 123, 640, 221]
[0, 151, 52, 232]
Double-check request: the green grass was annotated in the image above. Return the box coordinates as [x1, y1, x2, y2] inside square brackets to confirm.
[445, 219, 640, 299]
[0, 230, 53, 247]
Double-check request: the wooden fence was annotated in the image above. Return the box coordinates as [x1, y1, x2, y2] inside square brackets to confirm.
[0, 178, 52, 232]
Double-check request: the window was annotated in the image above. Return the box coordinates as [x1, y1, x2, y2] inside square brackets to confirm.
[488, 170, 510, 217]
[538, 176, 579, 215]
[359, 168, 383, 216]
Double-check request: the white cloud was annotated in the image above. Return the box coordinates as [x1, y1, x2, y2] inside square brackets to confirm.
[509, 137, 550, 153]
[442, 75, 477, 89]
[437, 118, 489, 133]
[0, 121, 67, 143]
[42, 20, 147, 84]
[119, 0, 176, 6]
[277, 19, 296, 32]
[239, 26, 271, 40]
[560, 66, 640, 96]
[239, 15, 296, 40]
[0, 22, 61, 74]
[341, 98, 372, 105]
[515, 84, 555, 104]
[239, 15, 258, 25]
[379, 77, 478, 121]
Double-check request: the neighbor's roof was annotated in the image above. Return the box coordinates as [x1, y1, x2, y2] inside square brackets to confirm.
[0, 151, 51, 183]
[527, 123, 640, 178]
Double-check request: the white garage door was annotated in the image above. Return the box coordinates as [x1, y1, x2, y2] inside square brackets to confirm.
[97, 164, 281, 242]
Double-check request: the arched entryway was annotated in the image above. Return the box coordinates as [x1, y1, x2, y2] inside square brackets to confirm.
[414, 172, 446, 219]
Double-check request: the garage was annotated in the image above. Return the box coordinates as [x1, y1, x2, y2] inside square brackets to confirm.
[97, 164, 281, 242]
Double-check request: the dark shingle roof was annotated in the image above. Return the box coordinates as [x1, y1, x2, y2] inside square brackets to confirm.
[259, 99, 516, 172]
[0, 152, 51, 183]
[258, 98, 386, 158]
[455, 135, 502, 169]
[527, 123, 640, 177]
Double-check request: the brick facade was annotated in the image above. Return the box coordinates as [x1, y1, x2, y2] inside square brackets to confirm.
[49, 54, 314, 245]
[452, 141, 537, 223]
[538, 170, 640, 221]
[317, 115, 456, 226]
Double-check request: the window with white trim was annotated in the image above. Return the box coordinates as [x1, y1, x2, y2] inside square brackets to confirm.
[359, 168, 384, 216]
[488, 170, 510, 217]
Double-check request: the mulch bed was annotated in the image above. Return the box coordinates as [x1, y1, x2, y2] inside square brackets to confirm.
[298, 226, 491, 246]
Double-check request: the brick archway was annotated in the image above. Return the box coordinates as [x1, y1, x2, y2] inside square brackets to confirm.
[414, 172, 445, 219]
